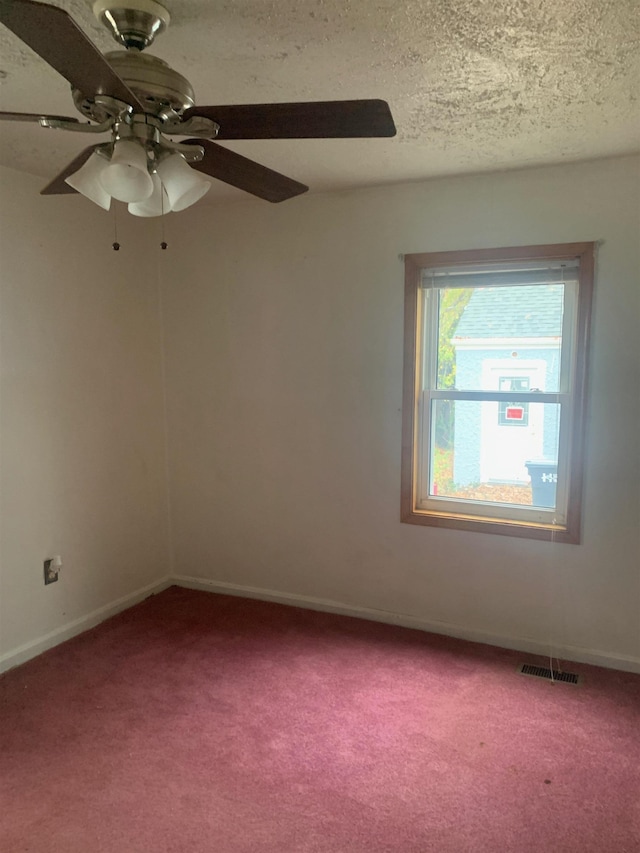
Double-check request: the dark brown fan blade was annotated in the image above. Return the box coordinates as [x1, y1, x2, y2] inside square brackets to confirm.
[40, 145, 97, 195]
[0, 0, 143, 110]
[184, 139, 308, 203]
[183, 99, 396, 140]
[0, 110, 83, 123]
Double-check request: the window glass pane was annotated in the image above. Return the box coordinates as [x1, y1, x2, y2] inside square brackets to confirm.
[429, 399, 561, 510]
[436, 285, 565, 393]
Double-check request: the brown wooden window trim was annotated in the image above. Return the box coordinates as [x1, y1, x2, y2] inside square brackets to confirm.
[400, 242, 595, 544]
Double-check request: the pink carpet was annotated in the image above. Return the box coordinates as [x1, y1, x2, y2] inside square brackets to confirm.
[1, 586, 639, 852]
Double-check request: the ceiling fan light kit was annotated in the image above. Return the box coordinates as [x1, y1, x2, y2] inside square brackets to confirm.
[57, 117, 212, 215]
[0, 0, 396, 217]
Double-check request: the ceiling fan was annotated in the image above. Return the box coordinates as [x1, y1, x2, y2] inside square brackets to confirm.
[0, 0, 396, 216]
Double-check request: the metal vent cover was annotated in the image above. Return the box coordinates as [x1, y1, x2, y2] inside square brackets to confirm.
[518, 663, 582, 685]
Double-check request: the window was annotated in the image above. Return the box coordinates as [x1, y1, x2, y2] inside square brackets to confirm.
[401, 243, 595, 543]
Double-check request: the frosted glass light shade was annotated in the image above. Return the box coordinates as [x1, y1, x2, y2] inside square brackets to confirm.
[157, 153, 211, 212]
[100, 139, 154, 203]
[128, 174, 171, 217]
[65, 152, 111, 210]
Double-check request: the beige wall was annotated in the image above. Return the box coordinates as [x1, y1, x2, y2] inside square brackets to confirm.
[161, 155, 640, 669]
[0, 166, 171, 666]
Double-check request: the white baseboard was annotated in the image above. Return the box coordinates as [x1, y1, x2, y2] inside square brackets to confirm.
[173, 575, 640, 675]
[4, 574, 638, 676]
[0, 576, 172, 675]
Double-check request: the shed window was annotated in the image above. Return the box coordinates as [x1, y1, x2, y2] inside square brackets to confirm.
[498, 377, 531, 426]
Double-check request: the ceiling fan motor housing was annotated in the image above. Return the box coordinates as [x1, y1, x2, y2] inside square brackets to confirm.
[78, 0, 193, 121]
[73, 52, 196, 121]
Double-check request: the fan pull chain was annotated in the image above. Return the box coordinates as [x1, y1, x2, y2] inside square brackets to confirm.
[160, 185, 168, 250]
[112, 202, 120, 251]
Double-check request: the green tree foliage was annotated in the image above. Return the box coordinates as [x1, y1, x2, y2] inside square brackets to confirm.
[435, 288, 473, 449]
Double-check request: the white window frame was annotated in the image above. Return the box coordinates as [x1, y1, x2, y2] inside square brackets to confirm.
[401, 243, 595, 543]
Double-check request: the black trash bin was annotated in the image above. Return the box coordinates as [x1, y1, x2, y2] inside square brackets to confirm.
[526, 460, 558, 508]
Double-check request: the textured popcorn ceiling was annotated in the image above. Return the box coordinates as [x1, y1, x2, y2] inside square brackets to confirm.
[0, 0, 638, 202]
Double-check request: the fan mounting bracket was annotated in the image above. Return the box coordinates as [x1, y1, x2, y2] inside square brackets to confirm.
[40, 116, 114, 133]
[163, 116, 220, 139]
[158, 139, 205, 164]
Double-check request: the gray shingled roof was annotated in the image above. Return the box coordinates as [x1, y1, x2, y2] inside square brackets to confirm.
[453, 285, 564, 339]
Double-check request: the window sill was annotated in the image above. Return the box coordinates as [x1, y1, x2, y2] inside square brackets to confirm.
[400, 506, 579, 543]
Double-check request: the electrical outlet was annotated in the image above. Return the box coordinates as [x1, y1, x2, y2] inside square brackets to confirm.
[44, 559, 59, 585]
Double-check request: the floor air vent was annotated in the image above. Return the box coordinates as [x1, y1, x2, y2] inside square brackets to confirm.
[517, 663, 581, 685]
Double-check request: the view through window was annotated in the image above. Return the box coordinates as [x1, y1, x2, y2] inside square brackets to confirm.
[401, 244, 594, 543]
